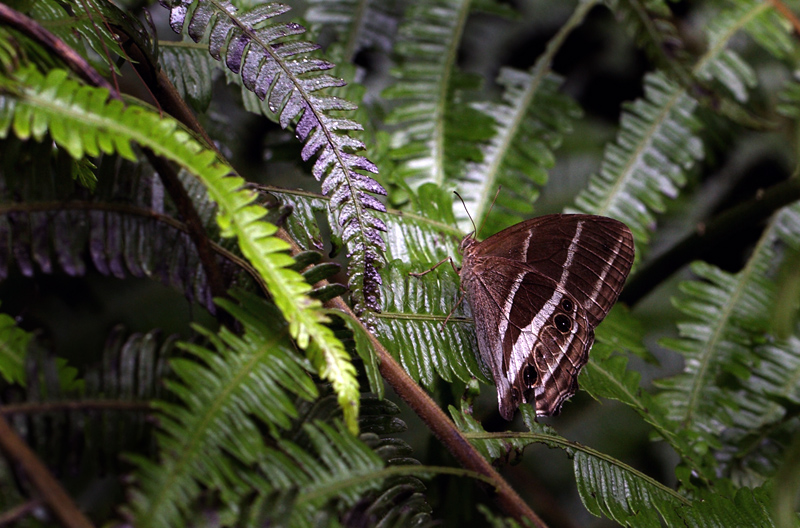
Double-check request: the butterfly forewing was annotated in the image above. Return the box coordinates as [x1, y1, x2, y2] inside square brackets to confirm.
[459, 214, 634, 419]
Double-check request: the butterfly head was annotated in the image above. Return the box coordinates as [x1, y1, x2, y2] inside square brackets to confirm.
[459, 232, 478, 255]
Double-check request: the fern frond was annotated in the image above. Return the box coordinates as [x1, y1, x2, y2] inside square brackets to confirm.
[159, 0, 387, 314]
[0, 311, 30, 385]
[124, 293, 319, 525]
[0, 65, 361, 431]
[569, 70, 702, 250]
[654, 205, 800, 476]
[305, 0, 400, 63]
[270, 421, 387, 524]
[573, 1, 794, 251]
[383, 0, 480, 189]
[695, 0, 792, 103]
[0, 142, 245, 311]
[460, 68, 580, 234]
[257, 393, 433, 525]
[262, 185, 479, 388]
[605, 0, 690, 75]
[777, 70, 800, 119]
[33, 0, 129, 76]
[709, 206, 800, 482]
[456, 0, 591, 234]
[374, 260, 487, 388]
[7, 328, 171, 491]
[159, 41, 217, 112]
[456, 406, 691, 526]
[457, 405, 775, 526]
[267, 184, 463, 274]
[656, 259, 773, 449]
[579, 342, 702, 473]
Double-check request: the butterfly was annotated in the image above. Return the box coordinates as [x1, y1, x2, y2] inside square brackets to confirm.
[457, 214, 634, 419]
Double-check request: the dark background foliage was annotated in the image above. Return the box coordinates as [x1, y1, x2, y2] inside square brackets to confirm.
[1, 0, 799, 527]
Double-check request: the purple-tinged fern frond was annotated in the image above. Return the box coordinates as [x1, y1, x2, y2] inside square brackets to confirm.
[159, 0, 387, 313]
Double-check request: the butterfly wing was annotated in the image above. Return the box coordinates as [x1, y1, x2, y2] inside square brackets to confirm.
[460, 214, 634, 419]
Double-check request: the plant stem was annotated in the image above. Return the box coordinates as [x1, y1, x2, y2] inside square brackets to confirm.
[622, 176, 800, 306]
[0, 415, 94, 528]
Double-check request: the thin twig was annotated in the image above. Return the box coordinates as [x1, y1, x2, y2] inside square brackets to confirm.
[0, 498, 42, 526]
[0, 415, 94, 528]
[767, 0, 800, 36]
[313, 267, 546, 526]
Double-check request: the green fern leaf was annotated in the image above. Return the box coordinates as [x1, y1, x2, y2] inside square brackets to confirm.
[11, 328, 170, 485]
[450, 405, 530, 462]
[0, 139, 250, 311]
[696, 1, 792, 103]
[375, 260, 487, 387]
[570, 70, 702, 249]
[655, 205, 800, 477]
[332, 310, 383, 397]
[604, 0, 691, 76]
[305, 0, 400, 63]
[0, 310, 30, 385]
[577, 307, 701, 469]
[159, 0, 387, 314]
[676, 484, 775, 528]
[0, 27, 24, 72]
[777, 71, 800, 119]
[383, 0, 480, 189]
[159, 41, 217, 112]
[459, 404, 776, 526]
[710, 206, 800, 482]
[0, 65, 361, 432]
[124, 293, 319, 525]
[457, 0, 589, 233]
[260, 185, 479, 389]
[32, 0, 128, 76]
[457, 405, 693, 526]
[268, 183, 463, 266]
[461, 66, 581, 234]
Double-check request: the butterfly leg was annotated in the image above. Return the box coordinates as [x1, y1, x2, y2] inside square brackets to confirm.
[408, 256, 460, 277]
[409, 258, 463, 328]
[441, 293, 465, 327]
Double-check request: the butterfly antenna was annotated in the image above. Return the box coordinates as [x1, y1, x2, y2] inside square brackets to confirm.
[475, 186, 502, 238]
[453, 191, 477, 235]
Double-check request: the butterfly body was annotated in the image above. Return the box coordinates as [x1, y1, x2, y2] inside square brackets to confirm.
[459, 214, 634, 420]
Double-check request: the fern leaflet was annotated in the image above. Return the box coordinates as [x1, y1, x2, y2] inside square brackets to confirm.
[570, 70, 702, 250]
[654, 205, 800, 478]
[159, 0, 387, 314]
[0, 65, 361, 432]
[383, 0, 477, 190]
[0, 311, 30, 385]
[458, 0, 587, 234]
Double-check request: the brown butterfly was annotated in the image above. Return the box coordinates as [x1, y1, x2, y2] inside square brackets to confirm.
[430, 214, 634, 419]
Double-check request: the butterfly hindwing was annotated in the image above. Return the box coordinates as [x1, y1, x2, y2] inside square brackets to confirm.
[459, 214, 634, 419]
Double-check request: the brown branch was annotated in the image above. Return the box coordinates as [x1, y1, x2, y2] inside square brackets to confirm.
[767, 0, 800, 36]
[0, 415, 94, 528]
[0, 4, 116, 97]
[118, 34, 217, 152]
[0, 3, 229, 312]
[327, 294, 546, 527]
[307, 261, 545, 525]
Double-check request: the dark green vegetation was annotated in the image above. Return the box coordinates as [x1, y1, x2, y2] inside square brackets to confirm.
[0, 0, 799, 526]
